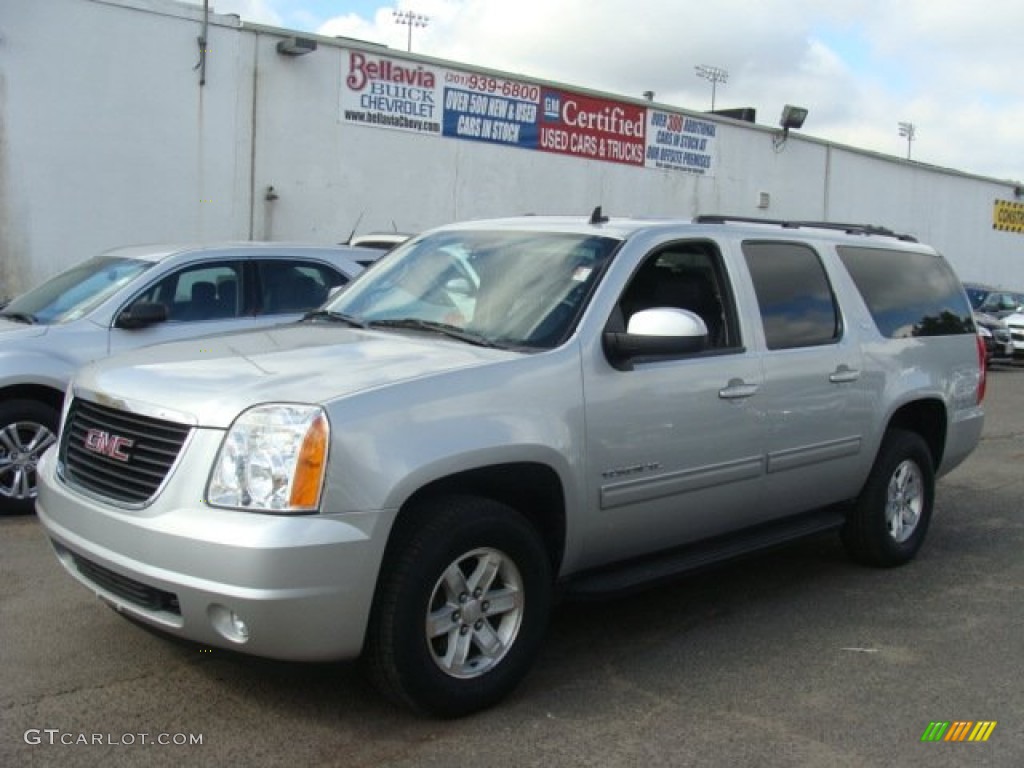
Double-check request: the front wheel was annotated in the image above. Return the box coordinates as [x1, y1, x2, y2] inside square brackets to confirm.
[365, 495, 552, 717]
[841, 429, 934, 567]
[0, 400, 60, 515]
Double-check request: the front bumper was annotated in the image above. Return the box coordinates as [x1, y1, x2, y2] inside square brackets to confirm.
[36, 437, 393, 661]
[1006, 325, 1024, 357]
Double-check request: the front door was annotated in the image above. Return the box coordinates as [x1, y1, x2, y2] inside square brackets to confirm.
[581, 239, 767, 566]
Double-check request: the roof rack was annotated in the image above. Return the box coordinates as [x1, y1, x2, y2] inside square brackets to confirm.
[694, 215, 918, 242]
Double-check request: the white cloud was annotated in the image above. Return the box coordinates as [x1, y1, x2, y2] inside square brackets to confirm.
[210, 0, 282, 26]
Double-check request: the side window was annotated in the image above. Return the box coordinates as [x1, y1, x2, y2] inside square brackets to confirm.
[743, 241, 840, 350]
[133, 262, 242, 322]
[257, 261, 342, 315]
[837, 246, 974, 338]
[614, 241, 739, 351]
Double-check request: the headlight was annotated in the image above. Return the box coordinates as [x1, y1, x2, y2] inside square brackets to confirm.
[977, 325, 992, 338]
[206, 404, 329, 513]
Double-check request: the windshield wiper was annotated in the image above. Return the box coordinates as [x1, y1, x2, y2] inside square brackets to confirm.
[302, 309, 367, 328]
[368, 318, 500, 348]
[0, 311, 36, 324]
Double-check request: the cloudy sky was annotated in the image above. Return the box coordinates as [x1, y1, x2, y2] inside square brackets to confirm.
[208, 0, 1022, 183]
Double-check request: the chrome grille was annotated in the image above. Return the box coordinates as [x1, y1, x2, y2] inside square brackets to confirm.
[59, 398, 191, 504]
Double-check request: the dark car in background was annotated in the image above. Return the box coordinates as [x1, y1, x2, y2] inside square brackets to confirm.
[963, 283, 1015, 365]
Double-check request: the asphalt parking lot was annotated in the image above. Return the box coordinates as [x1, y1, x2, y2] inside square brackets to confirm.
[2, 366, 1022, 768]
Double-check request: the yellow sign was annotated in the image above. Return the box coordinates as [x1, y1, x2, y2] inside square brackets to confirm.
[993, 200, 1024, 233]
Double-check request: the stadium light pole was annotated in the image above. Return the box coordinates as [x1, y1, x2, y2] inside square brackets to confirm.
[898, 121, 916, 160]
[694, 65, 729, 111]
[393, 9, 429, 52]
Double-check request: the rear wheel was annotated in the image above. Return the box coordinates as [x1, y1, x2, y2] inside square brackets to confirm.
[365, 495, 552, 717]
[0, 400, 59, 515]
[841, 429, 934, 567]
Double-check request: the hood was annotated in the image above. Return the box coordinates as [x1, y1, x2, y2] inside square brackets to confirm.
[0, 318, 48, 340]
[75, 324, 519, 428]
[973, 311, 1004, 329]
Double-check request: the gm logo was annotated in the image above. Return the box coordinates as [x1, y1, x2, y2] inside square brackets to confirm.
[84, 429, 135, 463]
[921, 721, 997, 742]
[543, 94, 561, 122]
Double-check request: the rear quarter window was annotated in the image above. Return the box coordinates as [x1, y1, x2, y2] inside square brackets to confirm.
[837, 246, 973, 338]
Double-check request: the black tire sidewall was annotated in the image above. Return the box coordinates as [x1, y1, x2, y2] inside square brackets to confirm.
[0, 399, 60, 515]
[370, 496, 552, 717]
[843, 429, 935, 567]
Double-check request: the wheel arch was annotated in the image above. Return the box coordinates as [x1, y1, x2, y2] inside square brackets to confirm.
[0, 383, 66, 415]
[885, 397, 946, 470]
[386, 462, 567, 576]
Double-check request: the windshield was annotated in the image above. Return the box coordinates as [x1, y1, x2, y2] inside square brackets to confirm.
[326, 230, 620, 349]
[979, 292, 1023, 314]
[1, 256, 153, 325]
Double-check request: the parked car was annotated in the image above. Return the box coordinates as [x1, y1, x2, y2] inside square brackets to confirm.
[0, 242, 372, 515]
[978, 290, 1024, 318]
[1003, 310, 1024, 359]
[37, 213, 985, 716]
[349, 232, 414, 252]
[964, 282, 997, 310]
[974, 310, 1014, 364]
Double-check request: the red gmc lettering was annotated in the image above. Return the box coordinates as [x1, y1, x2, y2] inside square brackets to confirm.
[84, 429, 134, 462]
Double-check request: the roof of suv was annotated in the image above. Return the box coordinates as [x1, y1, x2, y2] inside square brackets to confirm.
[440, 211, 925, 248]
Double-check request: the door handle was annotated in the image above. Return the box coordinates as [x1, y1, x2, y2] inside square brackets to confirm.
[829, 365, 861, 383]
[719, 379, 759, 399]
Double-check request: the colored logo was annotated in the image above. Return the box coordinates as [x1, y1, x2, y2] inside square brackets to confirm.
[83, 429, 134, 463]
[921, 721, 997, 742]
[542, 94, 561, 122]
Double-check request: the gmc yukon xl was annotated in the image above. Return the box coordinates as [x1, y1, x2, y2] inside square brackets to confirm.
[37, 212, 985, 716]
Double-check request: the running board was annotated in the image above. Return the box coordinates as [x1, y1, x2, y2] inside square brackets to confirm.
[563, 508, 846, 599]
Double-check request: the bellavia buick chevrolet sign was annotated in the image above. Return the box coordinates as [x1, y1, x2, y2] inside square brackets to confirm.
[340, 51, 719, 176]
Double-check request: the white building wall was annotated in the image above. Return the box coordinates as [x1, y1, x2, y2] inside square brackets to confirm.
[2, 0, 1022, 299]
[0, 0, 252, 293]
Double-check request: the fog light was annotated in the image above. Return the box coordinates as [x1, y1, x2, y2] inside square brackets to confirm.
[208, 604, 251, 644]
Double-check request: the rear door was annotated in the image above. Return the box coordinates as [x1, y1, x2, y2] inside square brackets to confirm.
[741, 240, 871, 513]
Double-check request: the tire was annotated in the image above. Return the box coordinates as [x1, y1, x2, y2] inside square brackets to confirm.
[841, 429, 934, 567]
[365, 495, 552, 717]
[0, 399, 60, 516]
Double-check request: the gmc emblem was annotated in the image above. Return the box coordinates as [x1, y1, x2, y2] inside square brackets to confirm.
[83, 429, 135, 462]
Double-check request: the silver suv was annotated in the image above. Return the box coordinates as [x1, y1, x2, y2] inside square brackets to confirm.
[37, 213, 985, 716]
[0, 242, 371, 514]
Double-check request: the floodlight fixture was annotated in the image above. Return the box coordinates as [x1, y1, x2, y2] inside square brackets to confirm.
[694, 64, 729, 111]
[772, 105, 808, 151]
[898, 121, 916, 160]
[276, 36, 317, 56]
[394, 9, 429, 52]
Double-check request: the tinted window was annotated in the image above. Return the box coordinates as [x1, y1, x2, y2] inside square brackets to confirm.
[133, 262, 243, 322]
[743, 242, 839, 350]
[837, 246, 973, 338]
[258, 261, 345, 314]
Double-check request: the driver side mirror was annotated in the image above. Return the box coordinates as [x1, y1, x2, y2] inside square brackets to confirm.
[603, 308, 708, 370]
[115, 301, 168, 329]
